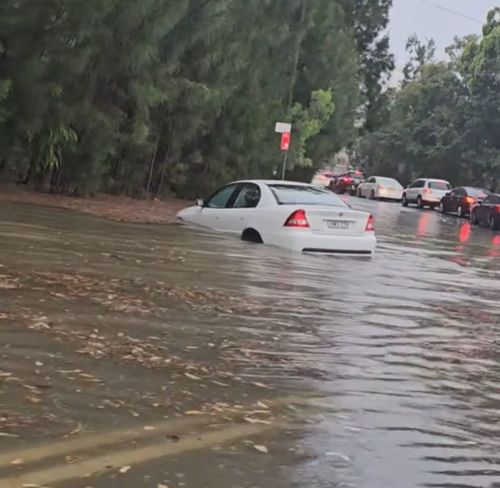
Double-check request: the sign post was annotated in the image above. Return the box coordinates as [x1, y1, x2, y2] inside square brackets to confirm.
[280, 132, 291, 180]
[275, 122, 292, 180]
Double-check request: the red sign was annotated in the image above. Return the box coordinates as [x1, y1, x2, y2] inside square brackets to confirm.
[281, 132, 291, 151]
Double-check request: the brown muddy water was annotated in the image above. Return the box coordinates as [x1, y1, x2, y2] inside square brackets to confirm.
[0, 199, 499, 488]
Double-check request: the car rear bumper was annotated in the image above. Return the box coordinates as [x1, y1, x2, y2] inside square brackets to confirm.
[378, 190, 402, 200]
[266, 231, 377, 256]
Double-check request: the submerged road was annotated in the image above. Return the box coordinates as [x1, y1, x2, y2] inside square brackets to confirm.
[0, 199, 498, 488]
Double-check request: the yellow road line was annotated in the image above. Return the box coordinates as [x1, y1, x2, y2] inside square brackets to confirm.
[1, 421, 279, 488]
[0, 415, 211, 469]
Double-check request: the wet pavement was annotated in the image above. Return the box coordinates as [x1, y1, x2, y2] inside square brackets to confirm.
[0, 198, 499, 488]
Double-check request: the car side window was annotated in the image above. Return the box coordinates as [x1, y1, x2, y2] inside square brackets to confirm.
[206, 184, 238, 208]
[368, 177, 375, 183]
[232, 184, 261, 209]
[456, 188, 466, 197]
[411, 180, 424, 188]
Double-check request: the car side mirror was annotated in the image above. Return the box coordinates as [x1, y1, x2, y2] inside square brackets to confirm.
[195, 198, 204, 207]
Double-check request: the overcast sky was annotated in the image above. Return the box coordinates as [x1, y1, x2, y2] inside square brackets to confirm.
[389, 0, 498, 73]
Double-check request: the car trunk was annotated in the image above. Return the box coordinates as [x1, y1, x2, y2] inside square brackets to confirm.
[304, 207, 368, 235]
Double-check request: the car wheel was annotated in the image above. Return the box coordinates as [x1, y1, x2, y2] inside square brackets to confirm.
[241, 228, 263, 243]
[357, 187, 363, 198]
[370, 190, 376, 200]
[457, 205, 463, 218]
[417, 196, 424, 209]
[490, 216, 500, 231]
[470, 211, 479, 226]
[402, 194, 408, 207]
[439, 201, 446, 214]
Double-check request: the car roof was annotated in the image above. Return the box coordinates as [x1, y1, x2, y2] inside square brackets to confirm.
[418, 178, 450, 182]
[462, 186, 489, 192]
[232, 179, 312, 187]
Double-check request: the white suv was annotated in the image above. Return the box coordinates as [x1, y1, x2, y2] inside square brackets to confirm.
[402, 179, 452, 209]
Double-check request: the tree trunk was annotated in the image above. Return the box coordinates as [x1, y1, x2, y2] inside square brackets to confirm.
[146, 135, 160, 195]
[287, 0, 309, 109]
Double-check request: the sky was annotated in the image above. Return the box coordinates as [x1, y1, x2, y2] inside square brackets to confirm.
[389, 0, 498, 73]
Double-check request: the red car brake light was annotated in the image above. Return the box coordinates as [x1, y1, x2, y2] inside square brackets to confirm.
[496, 205, 500, 213]
[365, 214, 375, 232]
[465, 196, 475, 205]
[423, 188, 431, 194]
[284, 209, 310, 228]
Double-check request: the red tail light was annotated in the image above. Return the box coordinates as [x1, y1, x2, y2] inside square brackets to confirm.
[465, 196, 475, 205]
[284, 209, 310, 228]
[379, 184, 385, 190]
[423, 188, 431, 194]
[365, 214, 375, 232]
[340, 177, 353, 185]
[496, 205, 500, 213]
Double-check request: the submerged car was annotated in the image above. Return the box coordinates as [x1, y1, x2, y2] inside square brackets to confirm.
[470, 193, 500, 230]
[402, 178, 452, 209]
[177, 180, 377, 256]
[357, 176, 403, 201]
[439, 187, 490, 217]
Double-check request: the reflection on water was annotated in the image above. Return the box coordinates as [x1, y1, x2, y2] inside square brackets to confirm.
[0, 201, 499, 488]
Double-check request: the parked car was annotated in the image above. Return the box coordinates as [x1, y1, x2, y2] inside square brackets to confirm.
[345, 169, 365, 194]
[311, 170, 335, 188]
[329, 174, 357, 195]
[177, 180, 377, 256]
[439, 187, 490, 217]
[357, 176, 403, 201]
[470, 193, 500, 230]
[402, 179, 452, 209]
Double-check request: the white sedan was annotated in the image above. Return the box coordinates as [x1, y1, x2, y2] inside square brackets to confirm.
[177, 180, 376, 256]
[357, 176, 404, 201]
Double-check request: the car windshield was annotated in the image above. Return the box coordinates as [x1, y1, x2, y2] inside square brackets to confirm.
[429, 181, 451, 190]
[269, 184, 349, 207]
[378, 178, 402, 187]
[466, 188, 490, 198]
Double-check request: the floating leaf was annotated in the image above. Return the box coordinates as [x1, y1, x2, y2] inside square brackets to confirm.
[253, 445, 269, 454]
[11, 458, 25, 465]
[185, 410, 204, 416]
[119, 465, 132, 474]
[184, 372, 201, 381]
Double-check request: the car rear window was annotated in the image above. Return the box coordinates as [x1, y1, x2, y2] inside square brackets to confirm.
[466, 188, 490, 198]
[268, 184, 348, 207]
[378, 177, 402, 187]
[429, 181, 451, 190]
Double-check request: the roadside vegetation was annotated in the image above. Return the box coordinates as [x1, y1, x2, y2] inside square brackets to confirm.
[357, 8, 500, 189]
[0, 2, 498, 200]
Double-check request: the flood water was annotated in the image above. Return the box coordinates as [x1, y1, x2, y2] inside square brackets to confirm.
[1, 199, 499, 488]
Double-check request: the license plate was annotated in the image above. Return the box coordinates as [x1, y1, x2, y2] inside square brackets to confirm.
[326, 220, 350, 230]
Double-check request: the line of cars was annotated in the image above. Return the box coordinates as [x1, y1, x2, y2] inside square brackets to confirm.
[311, 170, 500, 231]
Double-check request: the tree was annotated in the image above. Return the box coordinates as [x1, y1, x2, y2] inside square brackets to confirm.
[356, 8, 500, 190]
[0, 0, 382, 197]
[340, 0, 395, 132]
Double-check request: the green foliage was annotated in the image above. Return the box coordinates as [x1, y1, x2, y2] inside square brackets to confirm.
[290, 90, 336, 168]
[0, 0, 383, 195]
